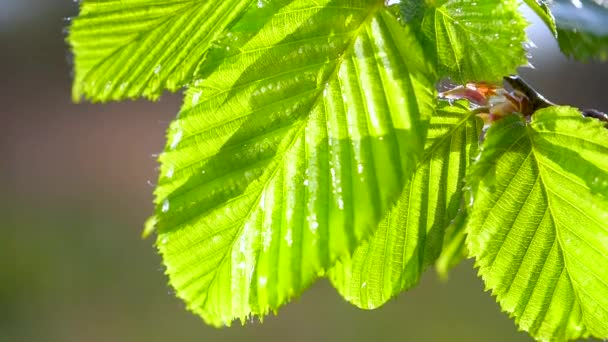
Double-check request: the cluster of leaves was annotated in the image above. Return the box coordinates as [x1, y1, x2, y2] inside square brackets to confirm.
[68, 0, 608, 340]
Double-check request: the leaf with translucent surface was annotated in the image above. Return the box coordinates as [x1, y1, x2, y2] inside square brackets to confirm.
[401, 0, 528, 82]
[68, 0, 253, 102]
[329, 101, 481, 309]
[435, 207, 468, 279]
[466, 108, 608, 341]
[152, 0, 436, 326]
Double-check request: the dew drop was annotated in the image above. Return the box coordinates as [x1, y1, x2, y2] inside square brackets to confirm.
[310, 220, 319, 233]
[285, 229, 293, 247]
[260, 190, 266, 208]
[357, 163, 364, 174]
[191, 92, 201, 106]
[166, 168, 175, 179]
[162, 199, 170, 213]
[170, 131, 183, 150]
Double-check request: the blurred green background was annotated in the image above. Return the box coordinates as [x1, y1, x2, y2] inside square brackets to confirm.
[1, 2, 607, 341]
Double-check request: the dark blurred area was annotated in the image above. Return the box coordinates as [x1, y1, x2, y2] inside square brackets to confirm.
[1, 2, 606, 342]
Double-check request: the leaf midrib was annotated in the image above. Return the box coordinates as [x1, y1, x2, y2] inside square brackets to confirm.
[419, 111, 476, 166]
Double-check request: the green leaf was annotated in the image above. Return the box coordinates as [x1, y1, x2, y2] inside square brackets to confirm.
[556, 29, 608, 62]
[435, 206, 468, 279]
[402, 0, 529, 82]
[558, 0, 608, 61]
[68, 0, 253, 102]
[553, 0, 608, 61]
[523, 0, 557, 36]
[526, 0, 608, 61]
[466, 108, 608, 341]
[329, 100, 481, 309]
[153, 0, 436, 326]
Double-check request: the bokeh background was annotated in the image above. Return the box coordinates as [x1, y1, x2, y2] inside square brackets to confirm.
[1, 1, 607, 341]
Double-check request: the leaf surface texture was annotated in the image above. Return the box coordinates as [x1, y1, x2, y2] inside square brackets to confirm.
[402, 0, 528, 82]
[153, 0, 436, 325]
[329, 100, 481, 309]
[466, 108, 608, 341]
[68, 0, 253, 101]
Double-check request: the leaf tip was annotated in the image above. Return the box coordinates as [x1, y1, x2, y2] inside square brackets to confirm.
[142, 216, 157, 239]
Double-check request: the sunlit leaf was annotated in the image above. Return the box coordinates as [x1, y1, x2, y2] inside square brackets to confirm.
[329, 100, 481, 309]
[402, 0, 529, 82]
[152, 0, 436, 326]
[68, 0, 253, 102]
[466, 107, 608, 341]
[435, 207, 468, 279]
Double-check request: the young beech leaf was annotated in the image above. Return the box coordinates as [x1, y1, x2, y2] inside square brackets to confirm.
[151, 0, 436, 326]
[68, 0, 253, 102]
[525, 0, 608, 61]
[329, 100, 482, 309]
[466, 108, 608, 341]
[404, 0, 529, 83]
[557, 29, 608, 62]
[552, 0, 608, 61]
[523, 0, 557, 36]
